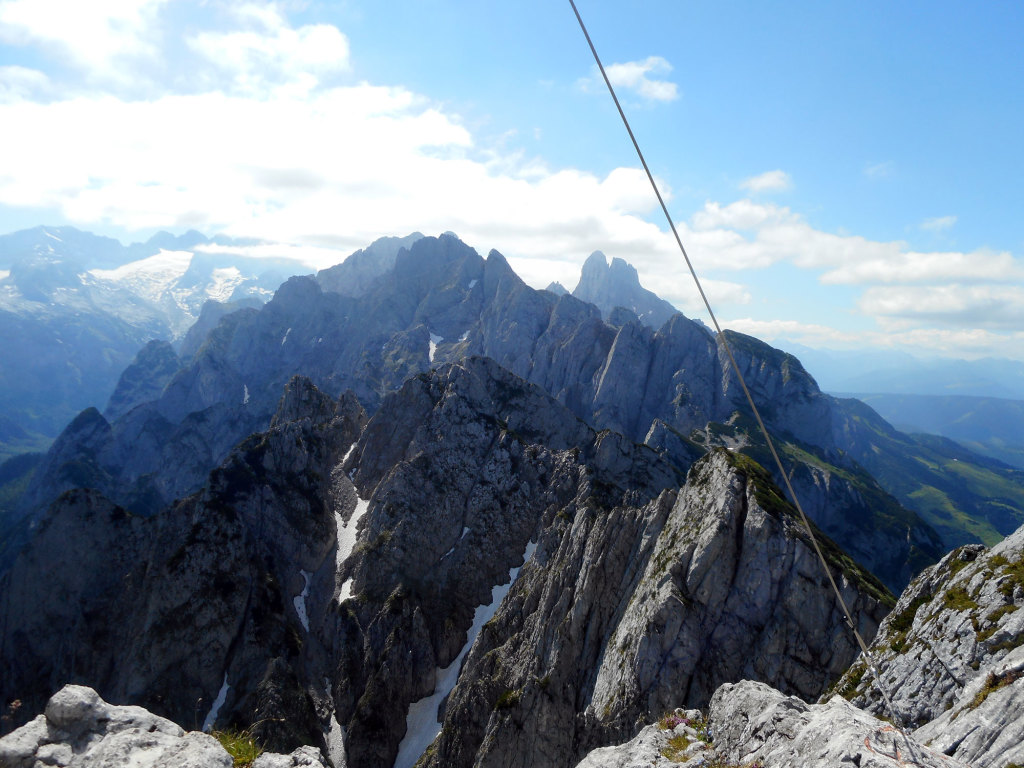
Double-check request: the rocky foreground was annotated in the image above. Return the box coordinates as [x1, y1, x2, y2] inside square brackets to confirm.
[0, 684, 327, 768]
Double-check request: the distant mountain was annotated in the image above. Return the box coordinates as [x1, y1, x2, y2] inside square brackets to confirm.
[0, 225, 309, 459]
[317, 232, 423, 297]
[572, 250, 679, 328]
[782, 342, 1024, 400]
[852, 393, 1024, 470]
[0, 225, 127, 269]
[828, 396, 1024, 549]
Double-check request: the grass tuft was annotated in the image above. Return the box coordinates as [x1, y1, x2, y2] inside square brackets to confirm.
[213, 729, 263, 768]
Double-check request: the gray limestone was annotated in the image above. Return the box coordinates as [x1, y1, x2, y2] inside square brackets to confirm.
[830, 522, 1024, 766]
[708, 680, 966, 768]
[0, 685, 328, 768]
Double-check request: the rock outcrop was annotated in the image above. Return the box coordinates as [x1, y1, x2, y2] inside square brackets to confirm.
[0, 684, 328, 768]
[832, 522, 1024, 766]
[575, 681, 968, 768]
[316, 232, 423, 298]
[0, 376, 367, 750]
[708, 681, 966, 768]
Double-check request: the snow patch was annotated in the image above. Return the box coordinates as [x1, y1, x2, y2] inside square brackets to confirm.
[44, 231, 62, 242]
[394, 540, 537, 768]
[243, 384, 250, 405]
[206, 266, 243, 302]
[293, 570, 311, 632]
[281, 327, 292, 346]
[428, 333, 443, 362]
[440, 527, 471, 561]
[203, 674, 230, 732]
[89, 249, 193, 304]
[327, 710, 348, 768]
[342, 441, 357, 466]
[468, 279, 478, 289]
[336, 496, 370, 603]
[459, 331, 469, 342]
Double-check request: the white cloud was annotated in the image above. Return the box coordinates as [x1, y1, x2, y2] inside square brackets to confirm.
[0, 65, 48, 102]
[739, 170, 791, 193]
[821, 249, 1020, 285]
[723, 318, 865, 349]
[600, 56, 679, 102]
[187, 4, 350, 95]
[860, 284, 1024, 330]
[921, 215, 957, 232]
[724, 317, 1024, 361]
[684, 200, 1024, 287]
[0, 0, 168, 85]
[0, 3, 1019, 363]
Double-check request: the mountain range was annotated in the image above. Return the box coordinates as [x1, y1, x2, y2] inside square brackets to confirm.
[0, 226, 307, 460]
[1, 229, 1024, 767]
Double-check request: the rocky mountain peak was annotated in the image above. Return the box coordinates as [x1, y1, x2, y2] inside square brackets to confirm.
[316, 231, 423, 298]
[545, 280, 569, 295]
[104, 339, 181, 421]
[572, 250, 679, 329]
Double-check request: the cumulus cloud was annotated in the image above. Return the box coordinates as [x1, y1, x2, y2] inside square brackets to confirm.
[739, 170, 791, 193]
[0, 2, 1019, 361]
[821, 249, 1021, 285]
[723, 318, 865, 349]
[0, 0, 168, 85]
[860, 285, 1024, 330]
[0, 65, 48, 102]
[187, 3, 350, 95]
[724, 317, 1024, 361]
[591, 56, 679, 102]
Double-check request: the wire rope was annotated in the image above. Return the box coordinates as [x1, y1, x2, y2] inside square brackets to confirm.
[567, 0, 921, 754]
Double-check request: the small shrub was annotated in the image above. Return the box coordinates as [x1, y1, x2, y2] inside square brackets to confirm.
[494, 688, 521, 710]
[971, 670, 1022, 709]
[660, 733, 692, 760]
[213, 729, 263, 768]
[942, 586, 978, 613]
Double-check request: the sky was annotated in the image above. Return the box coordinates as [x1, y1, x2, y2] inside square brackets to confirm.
[0, 0, 1022, 360]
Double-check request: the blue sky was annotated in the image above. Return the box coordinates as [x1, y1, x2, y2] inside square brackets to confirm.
[0, 0, 1021, 359]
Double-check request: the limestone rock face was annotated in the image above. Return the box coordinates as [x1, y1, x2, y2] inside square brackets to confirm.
[0, 378, 367, 750]
[590, 452, 890, 715]
[0, 684, 328, 768]
[104, 338, 181, 421]
[417, 450, 892, 768]
[707, 680, 965, 768]
[831, 522, 1024, 766]
[576, 680, 970, 768]
[0, 357, 902, 768]
[316, 232, 423, 298]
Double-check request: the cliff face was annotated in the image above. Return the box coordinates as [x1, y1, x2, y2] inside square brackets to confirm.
[417, 449, 890, 768]
[0, 360, 892, 768]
